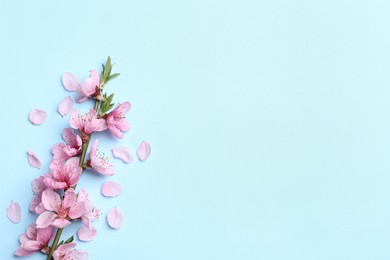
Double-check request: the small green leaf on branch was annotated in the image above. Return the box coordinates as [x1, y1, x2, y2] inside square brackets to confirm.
[100, 93, 115, 114]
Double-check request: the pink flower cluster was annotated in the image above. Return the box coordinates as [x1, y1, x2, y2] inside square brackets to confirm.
[13, 58, 141, 259]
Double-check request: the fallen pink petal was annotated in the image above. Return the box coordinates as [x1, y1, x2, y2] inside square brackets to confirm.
[137, 141, 151, 161]
[62, 72, 80, 92]
[27, 150, 41, 169]
[58, 96, 74, 117]
[102, 181, 122, 197]
[107, 207, 124, 229]
[28, 109, 47, 125]
[7, 201, 21, 223]
[77, 226, 97, 242]
[112, 146, 134, 163]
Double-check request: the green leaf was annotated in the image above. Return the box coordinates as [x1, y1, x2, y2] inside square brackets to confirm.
[106, 93, 114, 104]
[101, 56, 120, 86]
[101, 64, 106, 82]
[107, 73, 120, 82]
[104, 56, 112, 80]
[108, 103, 115, 110]
[64, 236, 74, 244]
[100, 93, 115, 114]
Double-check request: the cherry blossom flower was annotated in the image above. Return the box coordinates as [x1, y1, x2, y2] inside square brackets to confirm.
[106, 102, 131, 138]
[36, 189, 85, 229]
[29, 178, 46, 214]
[81, 70, 101, 100]
[42, 157, 82, 190]
[76, 189, 100, 242]
[51, 128, 82, 167]
[75, 189, 100, 241]
[62, 70, 101, 103]
[77, 188, 101, 229]
[70, 109, 107, 137]
[15, 224, 53, 256]
[52, 242, 88, 260]
[88, 139, 115, 176]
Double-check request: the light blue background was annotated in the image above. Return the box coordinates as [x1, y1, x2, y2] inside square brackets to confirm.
[1, 0, 390, 259]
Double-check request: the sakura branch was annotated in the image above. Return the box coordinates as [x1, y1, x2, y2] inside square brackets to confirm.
[11, 57, 150, 259]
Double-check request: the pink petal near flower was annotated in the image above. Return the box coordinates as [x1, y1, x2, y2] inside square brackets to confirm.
[58, 96, 74, 117]
[137, 141, 151, 161]
[112, 146, 133, 163]
[7, 200, 21, 223]
[90, 139, 115, 176]
[29, 109, 47, 125]
[81, 70, 100, 97]
[53, 242, 88, 260]
[41, 190, 61, 212]
[77, 188, 101, 229]
[27, 150, 41, 169]
[62, 72, 80, 91]
[101, 181, 122, 197]
[15, 247, 35, 257]
[107, 207, 124, 229]
[77, 225, 97, 242]
[29, 178, 46, 214]
[36, 211, 57, 228]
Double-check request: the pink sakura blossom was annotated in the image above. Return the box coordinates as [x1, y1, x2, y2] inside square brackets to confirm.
[53, 242, 88, 260]
[42, 157, 82, 190]
[70, 109, 107, 136]
[76, 188, 99, 241]
[51, 128, 82, 166]
[106, 102, 131, 138]
[81, 70, 101, 100]
[15, 224, 53, 256]
[77, 188, 101, 230]
[62, 70, 101, 103]
[29, 178, 46, 214]
[36, 189, 85, 229]
[89, 139, 115, 176]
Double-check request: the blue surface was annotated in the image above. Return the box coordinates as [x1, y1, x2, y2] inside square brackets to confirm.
[1, 0, 390, 259]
